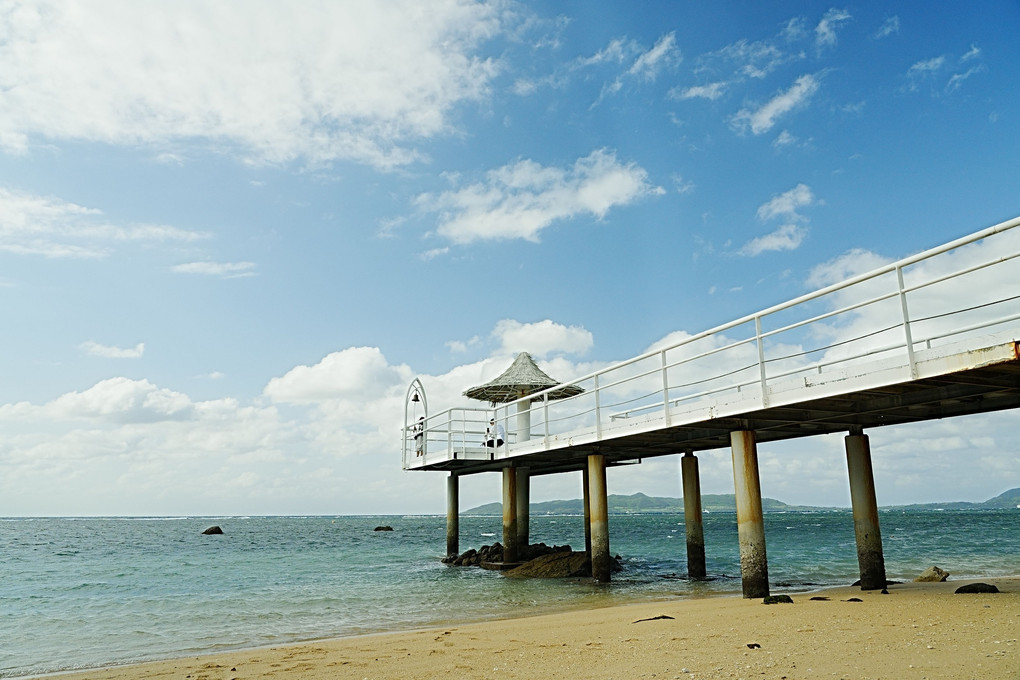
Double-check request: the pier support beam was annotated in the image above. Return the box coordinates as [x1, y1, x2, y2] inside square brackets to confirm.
[446, 473, 459, 558]
[582, 466, 592, 558]
[516, 467, 530, 550]
[502, 466, 519, 564]
[681, 451, 707, 579]
[845, 428, 887, 590]
[587, 454, 611, 583]
[731, 430, 770, 598]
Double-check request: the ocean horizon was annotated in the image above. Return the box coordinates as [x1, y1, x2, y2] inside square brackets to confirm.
[3, 509, 1018, 678]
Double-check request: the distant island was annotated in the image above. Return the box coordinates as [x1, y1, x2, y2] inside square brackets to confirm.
[463, 488, 1020, 515]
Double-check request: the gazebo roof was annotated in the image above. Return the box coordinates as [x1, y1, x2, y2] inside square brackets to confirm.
[463, 352, 584, 404]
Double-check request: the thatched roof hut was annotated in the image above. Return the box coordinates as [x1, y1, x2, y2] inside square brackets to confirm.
[464, 352, 584, 405]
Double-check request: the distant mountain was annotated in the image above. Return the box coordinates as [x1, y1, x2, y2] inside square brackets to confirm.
[462, 488, 1020, 515]
[892, 487, 1020, 511]
[984, 487, 1020, 508]
[463, 491, 823, 515]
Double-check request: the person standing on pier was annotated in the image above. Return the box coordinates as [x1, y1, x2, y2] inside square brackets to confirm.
[484, 418, 505, 447]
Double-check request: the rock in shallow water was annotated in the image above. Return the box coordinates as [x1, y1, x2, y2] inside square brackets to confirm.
[915, 565, 949, 582]
[201, 526, 223, 535]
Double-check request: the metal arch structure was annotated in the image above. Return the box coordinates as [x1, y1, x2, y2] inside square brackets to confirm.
[403, 378, 428, 462]
[401, 215, 1020, 476]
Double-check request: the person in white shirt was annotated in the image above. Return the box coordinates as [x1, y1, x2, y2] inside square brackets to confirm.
[485, 418, 505, 447]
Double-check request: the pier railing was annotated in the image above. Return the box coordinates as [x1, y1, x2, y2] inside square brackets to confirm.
[403, 215, 1020, 470]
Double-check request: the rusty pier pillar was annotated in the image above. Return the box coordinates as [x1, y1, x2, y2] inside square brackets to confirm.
[502, 466, 519, 563]
[446, 473, 459, 558]
[730, 430, 770, 598]
[587, 454, 611, 583]
[846, 428, 887, 590]
[681, 451, 707, 579]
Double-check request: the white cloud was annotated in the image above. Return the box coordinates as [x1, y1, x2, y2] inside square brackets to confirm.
[906, 50, 984, 96]
[672, 81, 728, 101]
[171, 261, 257, 278]
[0, 187, 207, 258]
[592, 33, 680, 107]
[491, 319, 593, 358]
[579, 38, 631, 67]
[627, 32, 680, 80]
[909, 56, 946, 76]
[419, 247, 450, 261]
[264, 347, 412, 405]
[0, 1, 504, 168]
[739, 223, 807, 256]
[714, 39, 792, 79]
[739, 184, 817, 256]
[961, 44, 982, 62]
[780, 17, 808, 42]
[772, 130, 798, 148]
[417, 149, 663, 244]
[46, 377, 193, 423]
[731, 74, 820, 135]
[805, 248, 891, 289]
[873, 16, 900, 39]
[756, 183, 815, 221]
[815, 8, 851, 50]
[945, 66, 985, 94]
[79, 341, 145, 359]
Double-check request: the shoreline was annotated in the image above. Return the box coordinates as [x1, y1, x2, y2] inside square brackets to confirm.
[41, 576, 1019, 680]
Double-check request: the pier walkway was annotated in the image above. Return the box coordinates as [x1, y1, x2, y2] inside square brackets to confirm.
[401, 215, 1020, 593]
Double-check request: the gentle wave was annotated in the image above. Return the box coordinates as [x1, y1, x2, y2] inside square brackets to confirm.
[0, 511, 1017, 678]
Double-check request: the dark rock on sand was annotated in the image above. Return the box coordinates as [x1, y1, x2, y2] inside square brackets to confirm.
[763, 595, 794, 604]
[954, 582, 999, 594]
[202, 525, 223, 535]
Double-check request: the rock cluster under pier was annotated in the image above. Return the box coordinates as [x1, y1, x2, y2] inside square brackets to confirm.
[443, 542, 622, 578]
[442, 541, 572, 567]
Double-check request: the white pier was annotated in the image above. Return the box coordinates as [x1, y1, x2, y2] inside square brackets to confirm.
[403, 215, 1020, 590]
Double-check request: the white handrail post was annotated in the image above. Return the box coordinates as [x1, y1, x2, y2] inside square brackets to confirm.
[543, 393, 550, 449]
[661, 349, 672, 427]
[755, 315, 769, 407]
[594, 375, 603, 440]
[897, 265, 918, 379]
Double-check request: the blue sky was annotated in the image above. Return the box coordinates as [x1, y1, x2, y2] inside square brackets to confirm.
[1, 1, 1018, 516]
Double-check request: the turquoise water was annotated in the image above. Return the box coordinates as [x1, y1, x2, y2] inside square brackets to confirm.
[2, 510, 1017, 678]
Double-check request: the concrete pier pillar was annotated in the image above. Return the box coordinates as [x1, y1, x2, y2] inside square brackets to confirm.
[588, 454, 611, 583]
[502, 466, 519, 564]
[516, 467, 530, 550]
[845, 429, 887, 590]
[446, 473, 459, 558]
[730, 430, 770, 598]
[681, 451, 707, 579]
[582, 467, 592, 558]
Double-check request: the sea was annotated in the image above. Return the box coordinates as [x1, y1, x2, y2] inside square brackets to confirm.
[2, 509, 1018, 678]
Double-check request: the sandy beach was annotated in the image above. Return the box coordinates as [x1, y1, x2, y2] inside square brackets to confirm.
[49, 577, 1018, 680]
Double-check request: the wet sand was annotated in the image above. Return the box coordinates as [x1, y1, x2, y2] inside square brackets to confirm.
[50, 578, 1018, 680]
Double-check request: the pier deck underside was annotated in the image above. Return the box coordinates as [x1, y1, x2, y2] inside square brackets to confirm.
[418, 350, 1020, 477]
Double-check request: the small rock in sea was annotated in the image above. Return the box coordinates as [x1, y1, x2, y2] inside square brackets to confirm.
[202, 526, 223, 535]
[373, 525, 394, 532]
[954, 583, 999, 594]
[762, 595, 793, 604]
[915, 565, 949, 582]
